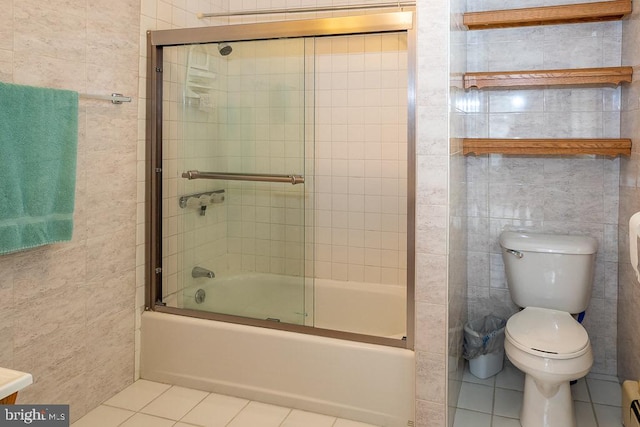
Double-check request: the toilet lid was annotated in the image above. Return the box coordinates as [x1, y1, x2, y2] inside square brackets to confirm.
[506, 307, 589, 358]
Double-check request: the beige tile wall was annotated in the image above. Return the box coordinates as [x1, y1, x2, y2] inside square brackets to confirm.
[313, 34, 408, 286]
[0, 0, 140, 422]
[618, 1, 640, 382]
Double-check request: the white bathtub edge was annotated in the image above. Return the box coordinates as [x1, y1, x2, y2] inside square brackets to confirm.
[141, 311, 415, 426]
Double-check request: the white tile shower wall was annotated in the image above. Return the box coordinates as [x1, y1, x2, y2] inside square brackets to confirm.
[465, 4, 621, 375]
[164, 43, 229, 307]
[313, 34, 408, 286]
[137, 0, 230, 380]
[222, 39, 307, 277]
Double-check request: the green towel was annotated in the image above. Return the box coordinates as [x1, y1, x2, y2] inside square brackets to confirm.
[0, 82, 78, 255]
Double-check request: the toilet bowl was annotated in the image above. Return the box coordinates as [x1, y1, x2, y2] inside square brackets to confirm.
[504, 307, 593, 427]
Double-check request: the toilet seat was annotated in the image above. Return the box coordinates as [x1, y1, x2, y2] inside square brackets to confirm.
[506, 307, 590, 359]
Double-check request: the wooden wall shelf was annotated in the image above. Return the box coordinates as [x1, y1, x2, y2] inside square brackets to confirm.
[464, 66, 633, 89]
[464, 0, 632, 30]
[463, 138, 632, 157]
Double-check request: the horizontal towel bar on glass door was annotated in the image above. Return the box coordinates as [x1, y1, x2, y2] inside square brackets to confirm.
[181, 170, 305, 185]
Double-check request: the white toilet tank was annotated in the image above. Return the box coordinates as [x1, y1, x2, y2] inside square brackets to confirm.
[499, 231, 598, 314]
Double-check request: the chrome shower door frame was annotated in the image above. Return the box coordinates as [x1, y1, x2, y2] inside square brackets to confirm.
[145, 11, 416, 349]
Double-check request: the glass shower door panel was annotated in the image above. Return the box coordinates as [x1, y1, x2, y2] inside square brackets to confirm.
[168, 39, 307, 325]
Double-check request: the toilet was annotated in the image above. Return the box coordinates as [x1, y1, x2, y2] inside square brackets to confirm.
[499, 231, 598, 427]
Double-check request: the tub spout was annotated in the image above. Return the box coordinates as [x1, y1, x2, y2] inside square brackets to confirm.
[192, 266, 215, 279]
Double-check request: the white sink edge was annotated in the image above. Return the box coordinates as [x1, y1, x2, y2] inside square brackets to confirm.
[0, 368, 33, 400]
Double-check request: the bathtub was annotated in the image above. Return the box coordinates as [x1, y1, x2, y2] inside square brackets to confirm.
[181, 273, 407, 338]
[141, 277, 414, 426]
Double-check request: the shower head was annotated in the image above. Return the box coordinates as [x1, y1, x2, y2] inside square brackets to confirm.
[218, 43, 232, 56]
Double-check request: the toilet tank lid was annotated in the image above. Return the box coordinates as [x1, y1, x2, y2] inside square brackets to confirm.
[499, 231, 598, 254]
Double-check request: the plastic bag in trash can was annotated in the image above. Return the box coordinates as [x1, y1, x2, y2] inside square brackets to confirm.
[463, 314, 506, 360]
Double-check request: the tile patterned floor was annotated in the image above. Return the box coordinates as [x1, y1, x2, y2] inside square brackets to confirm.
[73, 362, 624, 427]
[454, 360, 623, 427]
[72, 379, 379, 427]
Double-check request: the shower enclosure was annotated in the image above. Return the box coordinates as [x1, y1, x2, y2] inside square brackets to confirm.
[146, 12, 415, 348]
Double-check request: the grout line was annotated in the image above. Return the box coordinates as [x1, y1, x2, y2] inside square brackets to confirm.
[584, 378, 600, 427]
[116, 405, 136, 427]
[489, 378, 497, 427]
[277, 407, 294, 426]
[223, 398, 251, 426]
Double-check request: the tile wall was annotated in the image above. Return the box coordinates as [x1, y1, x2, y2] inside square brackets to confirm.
[313, 34, 408, 286]
[448, 2, 469, 426]
[618, 0, 640, 382]
[465, 0, 622, 375]
[161, 43, 229, 307]
[136, 0, 229, 379]
[223, 38, 307, 277]
[415, 0, 468, 425]
[0, 0, 140, 422]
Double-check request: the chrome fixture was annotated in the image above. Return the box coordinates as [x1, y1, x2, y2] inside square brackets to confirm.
[79, 92, 131, 104]
[181, 170, 304, 185]
[178, 189, 225, 209]
[195, 289, 206, 304]
[506, 249, 524, 259]
[192, 266, 215, 279]
[197, 1, 416, 18]
[218, 43, 232, 56]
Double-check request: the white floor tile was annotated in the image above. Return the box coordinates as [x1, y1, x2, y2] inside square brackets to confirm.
[587, 373, 619, 382]
[462, 363, 496, 387]
[495, 363, 524, 392]
[180, 393, 249, 427]
[456, 382, 494, 414]
[281, 409, 337, 427]
[453, 409, 491, 427]
[493, 388, 522, 419]
[226, 401, 291, 427]
[574, 401, 597, 427]
[119, 413, 175, 427]
[71, 405, 135, 427]
[491, 415, 521, 427]
[140, 385, 208, 421]
[594, 404, 622, 427]
[571, 378, 590, 402]
[103, 379, 171, 412]
[455, 364, 623, 427]
[587, 378, 622, 406]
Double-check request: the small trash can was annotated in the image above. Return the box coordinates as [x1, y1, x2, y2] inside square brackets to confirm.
[463, 314, 506, 379]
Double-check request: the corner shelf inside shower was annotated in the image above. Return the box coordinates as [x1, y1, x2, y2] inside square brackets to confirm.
[185, 45, 217, 100]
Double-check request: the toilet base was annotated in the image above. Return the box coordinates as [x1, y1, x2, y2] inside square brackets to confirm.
[520, 375, 576, 427]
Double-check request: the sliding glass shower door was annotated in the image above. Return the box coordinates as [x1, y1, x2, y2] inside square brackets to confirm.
[160, 38, 313, 325]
